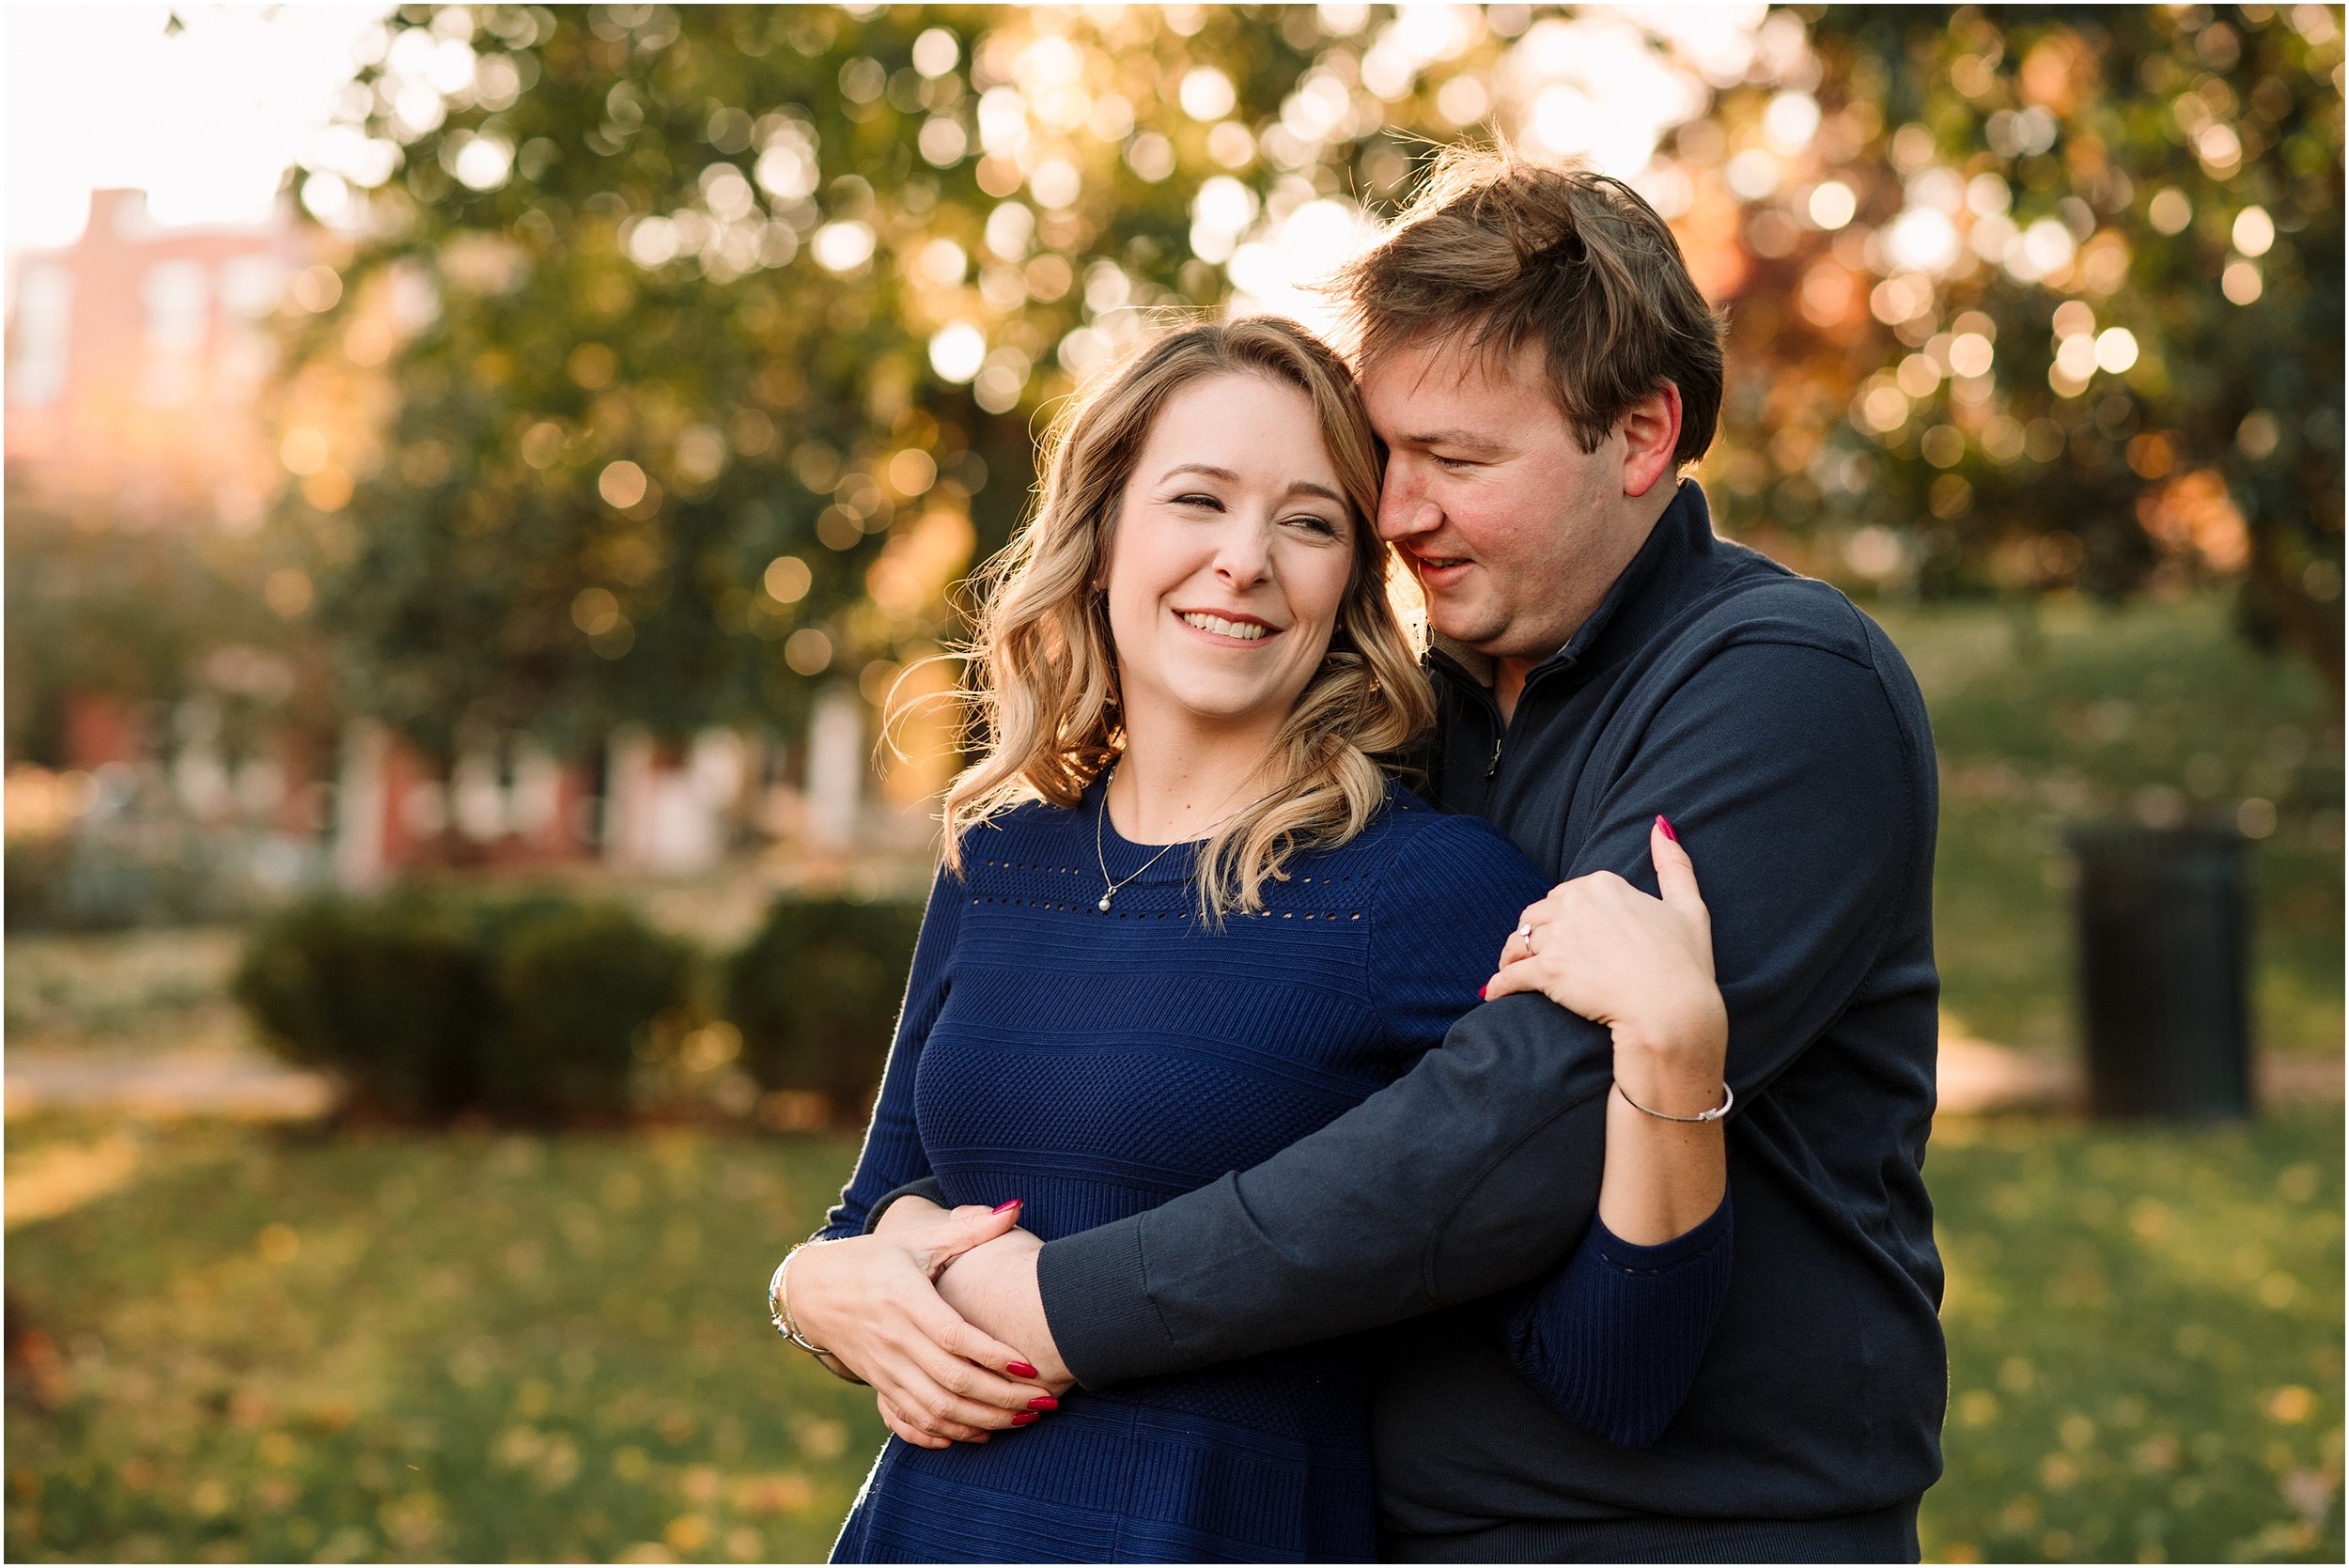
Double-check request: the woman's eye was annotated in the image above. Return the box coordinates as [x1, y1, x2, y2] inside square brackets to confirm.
[1172, 492, 1221, 509]
[1285, 514, 1342, 537]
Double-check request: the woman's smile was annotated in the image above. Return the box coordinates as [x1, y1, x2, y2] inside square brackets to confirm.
[1174, 606, 1283, 644]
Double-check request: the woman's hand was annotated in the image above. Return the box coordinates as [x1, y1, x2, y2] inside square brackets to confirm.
[784, 1203, 1057, 1450]
[1485, 816, 1727, 1244]
[1484, 815, 1725, 1105]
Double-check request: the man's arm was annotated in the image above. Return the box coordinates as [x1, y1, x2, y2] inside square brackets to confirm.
[1021, 635, 1922, 1389]
[1037, 995, 1615, 1383]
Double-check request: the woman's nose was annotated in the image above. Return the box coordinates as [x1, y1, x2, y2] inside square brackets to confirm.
[1213, 519, 1273, 583]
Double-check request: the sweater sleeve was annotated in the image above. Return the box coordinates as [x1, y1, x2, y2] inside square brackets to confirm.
[1036, 639, 1920, 1389]
[1501, 1190, 1735, 1447]
[817, 865, 963, 1240]
[1362, 812, 1550, 1063]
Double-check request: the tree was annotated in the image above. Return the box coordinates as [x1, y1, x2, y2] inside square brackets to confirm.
[4, 480, 323, 768]
[281, 3, 1342, 752]
[281, 4, 2343, 760]
[1717, 5, 2343, 688]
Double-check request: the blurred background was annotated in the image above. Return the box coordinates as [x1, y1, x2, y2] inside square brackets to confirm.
[2, 3, 2340, 1561]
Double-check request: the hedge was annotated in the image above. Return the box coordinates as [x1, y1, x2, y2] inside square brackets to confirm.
[725, 894, 925, 1117]
[234, 889, 692, 1122]
[236, 886, 930, 1126]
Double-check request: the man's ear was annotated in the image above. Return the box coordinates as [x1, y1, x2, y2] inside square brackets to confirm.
[1620, 382, 1684, 499]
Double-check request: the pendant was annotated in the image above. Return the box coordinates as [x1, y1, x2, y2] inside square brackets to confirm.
[1097, 893, 1113, 911]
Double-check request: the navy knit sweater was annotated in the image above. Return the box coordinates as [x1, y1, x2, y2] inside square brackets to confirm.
[821, 784, 1731, 1562]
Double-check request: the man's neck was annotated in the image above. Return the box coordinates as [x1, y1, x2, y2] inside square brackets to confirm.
[1494, 657, 1534, 723]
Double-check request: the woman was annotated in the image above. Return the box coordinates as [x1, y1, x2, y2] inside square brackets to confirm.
[775, 318, 1731, 1562]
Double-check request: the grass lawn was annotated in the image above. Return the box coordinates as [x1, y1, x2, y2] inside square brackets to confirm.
[6, 1121, 884, 1564]
[6, 1108, 2341, 1564]
[1874, 593, 2342, 1058]
[1921, 1108, 2342, 1563]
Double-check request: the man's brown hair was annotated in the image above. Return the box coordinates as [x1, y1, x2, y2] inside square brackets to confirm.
[1338, 145, 1727, 467]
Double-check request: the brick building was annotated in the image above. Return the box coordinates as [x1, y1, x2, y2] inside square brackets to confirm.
[6, 188, 885, 892]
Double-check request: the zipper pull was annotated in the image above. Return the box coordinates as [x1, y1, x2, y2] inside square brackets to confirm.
[1486, 737, 1503, 779]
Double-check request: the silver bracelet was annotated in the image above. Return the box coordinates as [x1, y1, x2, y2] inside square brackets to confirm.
[1614, 1079, 1735, 1124]
[766, 1244, 833, 1356]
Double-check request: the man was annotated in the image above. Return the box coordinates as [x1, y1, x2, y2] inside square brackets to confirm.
[882, 149, 1945, 1561]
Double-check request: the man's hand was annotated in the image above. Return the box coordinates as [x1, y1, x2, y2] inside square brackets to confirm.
[785, 1205, 1054, 1449]
[938, 1229, 1075, 1396]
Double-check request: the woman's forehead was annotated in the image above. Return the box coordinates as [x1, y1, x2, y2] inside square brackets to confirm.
[1134, 373, 1346, 483]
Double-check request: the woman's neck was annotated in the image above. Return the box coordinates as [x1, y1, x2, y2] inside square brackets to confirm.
[1107, 719, 1283, 845]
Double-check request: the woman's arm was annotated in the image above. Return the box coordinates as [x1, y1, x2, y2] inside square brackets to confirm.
[1482, 816, 1734, 1444]
[814, 870, 961, 1240]
[1495, 1189, 1733, 1447]
[777, 869, 1052, 1445]
[1484, 815, 1728, 1243]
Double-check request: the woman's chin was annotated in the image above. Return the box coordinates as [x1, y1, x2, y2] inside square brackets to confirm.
[1155, 683, 1301, 732]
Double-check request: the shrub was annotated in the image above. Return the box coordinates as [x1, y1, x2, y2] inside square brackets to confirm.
[726, 896, 924, 1117]
[234, 893, 487, 1117]
[7, 823, 238, 932]
[489, 904, 694, 1119]
[4, 833, 75, 932]
[234, 889, 692, 1122]
[6, 771, 329, 933]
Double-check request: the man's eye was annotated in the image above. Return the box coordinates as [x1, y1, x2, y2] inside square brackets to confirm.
[1433, 455, 1478, 472]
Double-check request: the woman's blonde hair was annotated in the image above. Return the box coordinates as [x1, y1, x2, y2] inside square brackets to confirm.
[940, 316, 1433, 921]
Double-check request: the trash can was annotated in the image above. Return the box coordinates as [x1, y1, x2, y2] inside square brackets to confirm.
[2070, 825, 2256, 1120]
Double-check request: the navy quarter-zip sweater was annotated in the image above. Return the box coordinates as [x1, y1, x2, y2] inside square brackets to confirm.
[1036, 481, 1946, 1560]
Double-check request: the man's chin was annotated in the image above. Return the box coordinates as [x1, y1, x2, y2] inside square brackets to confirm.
[1423, 602, 1501, 652]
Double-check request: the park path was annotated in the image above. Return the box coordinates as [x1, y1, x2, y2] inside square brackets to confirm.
[1936, 1029, 2341, 1112]
[4, 1024, 2336, 1233]
[5, 1039, 334, 1122]
[8, 1024, 2335, 1126]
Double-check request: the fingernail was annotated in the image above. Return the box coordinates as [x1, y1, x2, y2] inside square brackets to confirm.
[1656, 814, 1678, 843]
[1011, 1411, 1039, 1425]
[1006, 1361, 1038, 1378]
[1476, 984, 1487, 1000]
[991, 1199, 1022, 1213]
[1027, 1395, 1059, 1410]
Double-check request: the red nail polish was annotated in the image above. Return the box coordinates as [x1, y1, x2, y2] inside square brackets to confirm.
[1011, 1411, 1039, 1425]
[1477, 984, 1487, 1000]
[1027, 1395, 1059, 1410]
[1656, 815, 1678, 843]
[991, 1199, 1022, 1214]
[1006, 1361, 1038, 1378]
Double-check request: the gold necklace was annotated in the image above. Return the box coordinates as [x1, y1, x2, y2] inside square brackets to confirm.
[1094, 767, 1185, 911]
[1095, 765, 1268, 910]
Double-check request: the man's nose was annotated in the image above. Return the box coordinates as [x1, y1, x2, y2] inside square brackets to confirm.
[1378, 483, 1442, 543]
